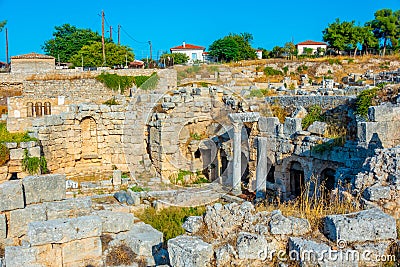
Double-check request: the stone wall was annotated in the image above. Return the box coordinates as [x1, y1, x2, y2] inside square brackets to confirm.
[0, 141, 42, 183]
[265, 95, 354, 109]
[11, 58, 55, 74]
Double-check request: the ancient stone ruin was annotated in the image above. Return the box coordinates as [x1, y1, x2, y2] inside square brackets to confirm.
[0, 61, 399, 266]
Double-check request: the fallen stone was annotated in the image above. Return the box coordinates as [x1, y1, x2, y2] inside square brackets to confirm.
[27, 215, 102, 246]
[0, 180, 24, 212]
[237, 232, 270, 260]
[288, 237, 358, 267]
[182, 216, 204, 233]
[61, 237, 102, 266]
[114, 190, 134, 205]
[269, 210, 311, 236]
[307, 121, 328, 136]
[324, 208, 397, 243]
[94, 210, 136, 234]
[22, 174, 66, 204]
[363, 185, 391, 201]
[5, 244, 62, 267]
[215, 244, 237, 267]
[168, 235, 213, 267]
[9, 204, 47, 238]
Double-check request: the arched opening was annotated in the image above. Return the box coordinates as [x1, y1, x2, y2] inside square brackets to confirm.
[26, 102, 33, 117]
[267, 165, 275, 184]
[9, 172, 18, 180]
[35, 102, 43, 117]
[194, 148, 201, 159]
[289, 161, 304, 197]
[81, 117, 98, 158]
[320, 168, 336, 195]
[44, 102, 51, 115]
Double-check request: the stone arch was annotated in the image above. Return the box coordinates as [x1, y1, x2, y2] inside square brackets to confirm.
[80, 116, 98, 158]
[35, 102, 43, 117]
[27, 102, 34, 117]
[320, 168, 336, 194]
[289, 161, 304, 197]
[44, 102, 51, 115]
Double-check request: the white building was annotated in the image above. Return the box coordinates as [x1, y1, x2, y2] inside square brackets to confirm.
[296, 40, 327, 56]
[170, 42, 205, 63]
[256, 50, 263, 59]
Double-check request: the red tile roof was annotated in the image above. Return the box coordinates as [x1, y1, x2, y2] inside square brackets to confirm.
[170, 44, 205, 51]
[11, 52, 55, 59]
[296, 40, 327, 46]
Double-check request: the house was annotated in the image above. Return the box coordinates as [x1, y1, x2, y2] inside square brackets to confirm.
[296, 40, 327, 56]
[256, 50, 263, 59]
[170, 42, 205, 63]
[10, 52, 55, 74]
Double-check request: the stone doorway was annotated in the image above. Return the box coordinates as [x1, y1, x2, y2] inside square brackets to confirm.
[289, 161, 304, 197]
[320, 168, 336, 195]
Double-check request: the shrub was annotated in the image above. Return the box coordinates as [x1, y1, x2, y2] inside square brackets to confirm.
[106, 244, 136, 266]
[0, 143, 9, 166]
[22, 149, 48, 175]
[138, 73, 159, 90]
[355, 87, 378, 120]
[327, 58, 341, 65]
[311, 136, 346, 153]
[249, 89, 273, 98]
[0, 123, 37, 143]
[96, 73, 134, 93]
[130, 185, 149, 192]
[103, 97, 120, 106]
[136, 206, 206, 242]
[263, 66, 283, 76]
[270, 104, 289, 123]
[302, 105, 323, 130]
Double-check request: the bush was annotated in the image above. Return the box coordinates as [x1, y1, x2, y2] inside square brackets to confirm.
[270, 104, 289, 123]
[311, 136, 346, 153]
[106, 244, 136, 266]
[0, 123, 37, 143]
[136, 206, 206, 242]
[0, 143, 9, 166]
[96, 73, 134, 93]
[249, 89, 273, 98]
[22, 149, 48, 175]
[138, 73, 159, 90]
[355, 87, 378, 120]
[302, 105, 323, 130]
[103, 97, 120, 106]
[263, 66, 283, 76]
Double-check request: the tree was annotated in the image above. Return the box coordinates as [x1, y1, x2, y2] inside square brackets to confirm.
[359, 25, 379, 55]
[322, 18, 356, 54]
[0, 20, 6, 32]
[42, 24, 108, 62]
[160, 53, 189, 65]
[367, 9, 399, 56]
[284, 42, 297, 60]
[69, 42, 134, 67]
[257, 47, 271, 59]
[209, 33, 256, 62]
[271, 46, 285, 58]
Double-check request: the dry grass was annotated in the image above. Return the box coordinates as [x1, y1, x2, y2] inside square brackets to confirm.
[257, 177, 361, 233]
[106, 244, 136, 266]
[270, 104, 291, 123]
[0, 244, 4, 257]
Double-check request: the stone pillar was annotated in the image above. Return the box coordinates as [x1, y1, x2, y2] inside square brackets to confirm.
[112, 170, 122, 185]
[232, 122, 242, 195]
[255, 137, 268, 199]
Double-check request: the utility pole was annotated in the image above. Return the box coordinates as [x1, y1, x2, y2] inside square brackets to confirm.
[148, 41, 152, 60]
[101, 10, 106, 65]
[5, 28, 9, 66]
[109, 25, 112, 42]
[118, 25, 121, 45]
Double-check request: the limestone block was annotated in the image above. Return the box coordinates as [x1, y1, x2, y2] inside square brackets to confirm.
[9, 204, 47, 238]
[0, 213, 6, 239]
[283, 117, 302, 136]
[9, 148, 24, 160]
[112, 170, 122, 185]
[237, 232, 277, 260]
[0, 165, 8, 183]
[111, 222, 162, 257]
[363, 185, 391, 201]
[94, 210, 135, 234]
[20, 141, 37, 149]
[0, 180, 24, 212]
[5, 244, 62, 267]
[27, 215, 102, 246]
[23, 174, 66, 204]
[61, 237, 102, 267]
[168, 235, 213, 267]
[324, 208, 397, 243]
[307, 121, 328, 136]
[269, 210, 311, 236]
[28, 146, 41, 158]
[4, 142, 17, 149]
[288, 237, 358, 267]
[368, 104, 400, 122]
[258, 117, 279, 134]
[215, 244, 237, 267]
[182, 216, 204, 233]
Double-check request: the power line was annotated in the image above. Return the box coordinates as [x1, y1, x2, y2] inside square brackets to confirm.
[119, 25, 148, 44]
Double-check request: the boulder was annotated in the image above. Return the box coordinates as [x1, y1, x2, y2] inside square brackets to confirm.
[324, 208, 397, 243]
[182, 216, 204, 233]
[168, 235, 213, 267]
[292, 106, 308, 119]
[27, 215, 102, 246]
[236, 232, 276, 261]
[269, 210, 311, 236]
[22, 174, 66, 204]
[114, 190, 134, 205]
[0, 180, 24, 212]
[283, 118, 302, 136]
[307, 121, 328, 136]
[215, 244, 237, 267]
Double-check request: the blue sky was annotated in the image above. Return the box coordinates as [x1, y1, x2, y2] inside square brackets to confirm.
[0, 0, 399, 62]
